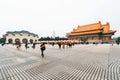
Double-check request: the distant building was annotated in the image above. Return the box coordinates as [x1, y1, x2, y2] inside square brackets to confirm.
[66, 21, 116, 43]
[3, 30, 39, 44]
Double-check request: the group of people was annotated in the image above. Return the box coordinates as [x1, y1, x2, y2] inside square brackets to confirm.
[51, 42, 74, 49]
[15, 40, 74, 58]
[16, 41, 46, 58]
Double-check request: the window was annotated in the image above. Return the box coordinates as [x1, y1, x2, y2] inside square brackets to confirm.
[8, 39, 13, 44]
[22, 38, 28, 44]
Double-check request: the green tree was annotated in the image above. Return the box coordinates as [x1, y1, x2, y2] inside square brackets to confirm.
[116, 37, 120, 44]
[39, 36, 68, 41]
[0, 38, 6, 44]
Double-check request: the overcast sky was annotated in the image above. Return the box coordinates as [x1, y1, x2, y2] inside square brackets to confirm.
[0, 0, 120, 38]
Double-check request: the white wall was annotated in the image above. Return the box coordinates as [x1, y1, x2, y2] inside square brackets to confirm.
[6, 33, 39, 43]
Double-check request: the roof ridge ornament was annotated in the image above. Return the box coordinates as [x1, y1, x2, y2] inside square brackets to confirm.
[98, 21, 101, 24]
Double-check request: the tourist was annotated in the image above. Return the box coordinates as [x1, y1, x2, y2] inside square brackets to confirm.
[16, 41, 20, 49]
[40, 43, 46, 57]
[58, 42, 61, 49]
[17, 41, 21, 49]
[32, 40, 37, 49]
[32, 42, 36, 49]
[62, 42, 65, 49]
[25, 41, 29, 49]
[1, 42, 5, 46]
[18, 41, 21, 47]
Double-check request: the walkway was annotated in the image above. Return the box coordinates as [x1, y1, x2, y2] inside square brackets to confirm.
[0, 44, 120, 80]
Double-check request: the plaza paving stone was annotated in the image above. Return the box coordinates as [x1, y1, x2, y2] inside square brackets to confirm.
[0, 44, 120, 80]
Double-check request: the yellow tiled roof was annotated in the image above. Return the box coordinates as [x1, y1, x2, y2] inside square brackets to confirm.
[67, 21, 116, 37]
[73, 21, 102, 32]
[67, 30, 102, 36]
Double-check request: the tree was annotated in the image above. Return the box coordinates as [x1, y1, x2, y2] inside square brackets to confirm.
[0, 38, 6, 44]
[116, 37, 120, 45]
[39, 36, 68, 41]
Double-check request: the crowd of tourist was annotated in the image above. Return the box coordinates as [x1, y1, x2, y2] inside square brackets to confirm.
[1, 39, 119, 57]
[0, 40, 79, 57]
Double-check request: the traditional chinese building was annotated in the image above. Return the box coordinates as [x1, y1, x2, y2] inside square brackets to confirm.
[66, 21, 116, 43]
[3, 30, 39, 44]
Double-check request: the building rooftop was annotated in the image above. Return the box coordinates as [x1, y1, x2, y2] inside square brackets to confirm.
[4, 30, 39, 37]
[67, 21, 116, 36]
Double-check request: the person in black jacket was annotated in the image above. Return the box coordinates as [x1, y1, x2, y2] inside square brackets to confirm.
[25, 41, 29, 49]
[40, 43, 46, 57]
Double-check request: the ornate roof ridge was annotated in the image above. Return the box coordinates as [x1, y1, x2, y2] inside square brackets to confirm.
[77, 21, 101, 28]
[67, 21, 116, 37]
[6, 30, 39, 37]
[72, 21, 102, 32]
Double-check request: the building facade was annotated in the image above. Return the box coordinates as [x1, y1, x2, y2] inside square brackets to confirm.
[4, 30, 39, 44]
[66, 21, 116, 43]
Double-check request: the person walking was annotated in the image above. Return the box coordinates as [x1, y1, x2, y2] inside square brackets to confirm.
[25, 41, 29, 49]
[58, 42, 61, 49]
[16, 41, 21, 49]
[40, 43, 46, 57]
[32, 42, 36, 49]
[32, 40, 37, 49]
[18, 41, 21, 47]
[17, 41, 21, 49]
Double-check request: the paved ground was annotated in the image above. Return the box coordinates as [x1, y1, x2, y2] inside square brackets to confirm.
[0, 44, 120, 80]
